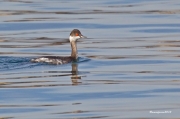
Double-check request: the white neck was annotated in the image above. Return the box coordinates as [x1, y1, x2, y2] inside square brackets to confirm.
[69, 36, 80, 42]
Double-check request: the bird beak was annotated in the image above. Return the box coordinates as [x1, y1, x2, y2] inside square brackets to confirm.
[80, 35, 87, 38]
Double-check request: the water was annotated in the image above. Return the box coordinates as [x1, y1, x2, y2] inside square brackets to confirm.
[0, 0, 180, 118]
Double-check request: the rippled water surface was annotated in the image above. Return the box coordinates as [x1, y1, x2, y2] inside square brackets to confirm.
[0, 0, 180, 119]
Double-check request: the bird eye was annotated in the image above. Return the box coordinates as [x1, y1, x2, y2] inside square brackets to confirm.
[75, 33, 79, 36]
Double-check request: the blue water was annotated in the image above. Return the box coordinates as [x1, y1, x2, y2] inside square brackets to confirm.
[0, 0, 180, 119]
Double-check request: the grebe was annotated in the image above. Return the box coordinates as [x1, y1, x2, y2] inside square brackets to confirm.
[31, 29, 86, 65]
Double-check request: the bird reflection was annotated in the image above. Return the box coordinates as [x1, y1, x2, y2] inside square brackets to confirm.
[71, 63, 81, 84]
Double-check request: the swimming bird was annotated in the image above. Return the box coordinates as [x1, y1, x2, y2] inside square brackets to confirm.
[31, 29, 86, 65]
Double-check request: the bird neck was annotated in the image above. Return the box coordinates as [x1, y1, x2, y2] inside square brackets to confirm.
[70, 41, 78, 61]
